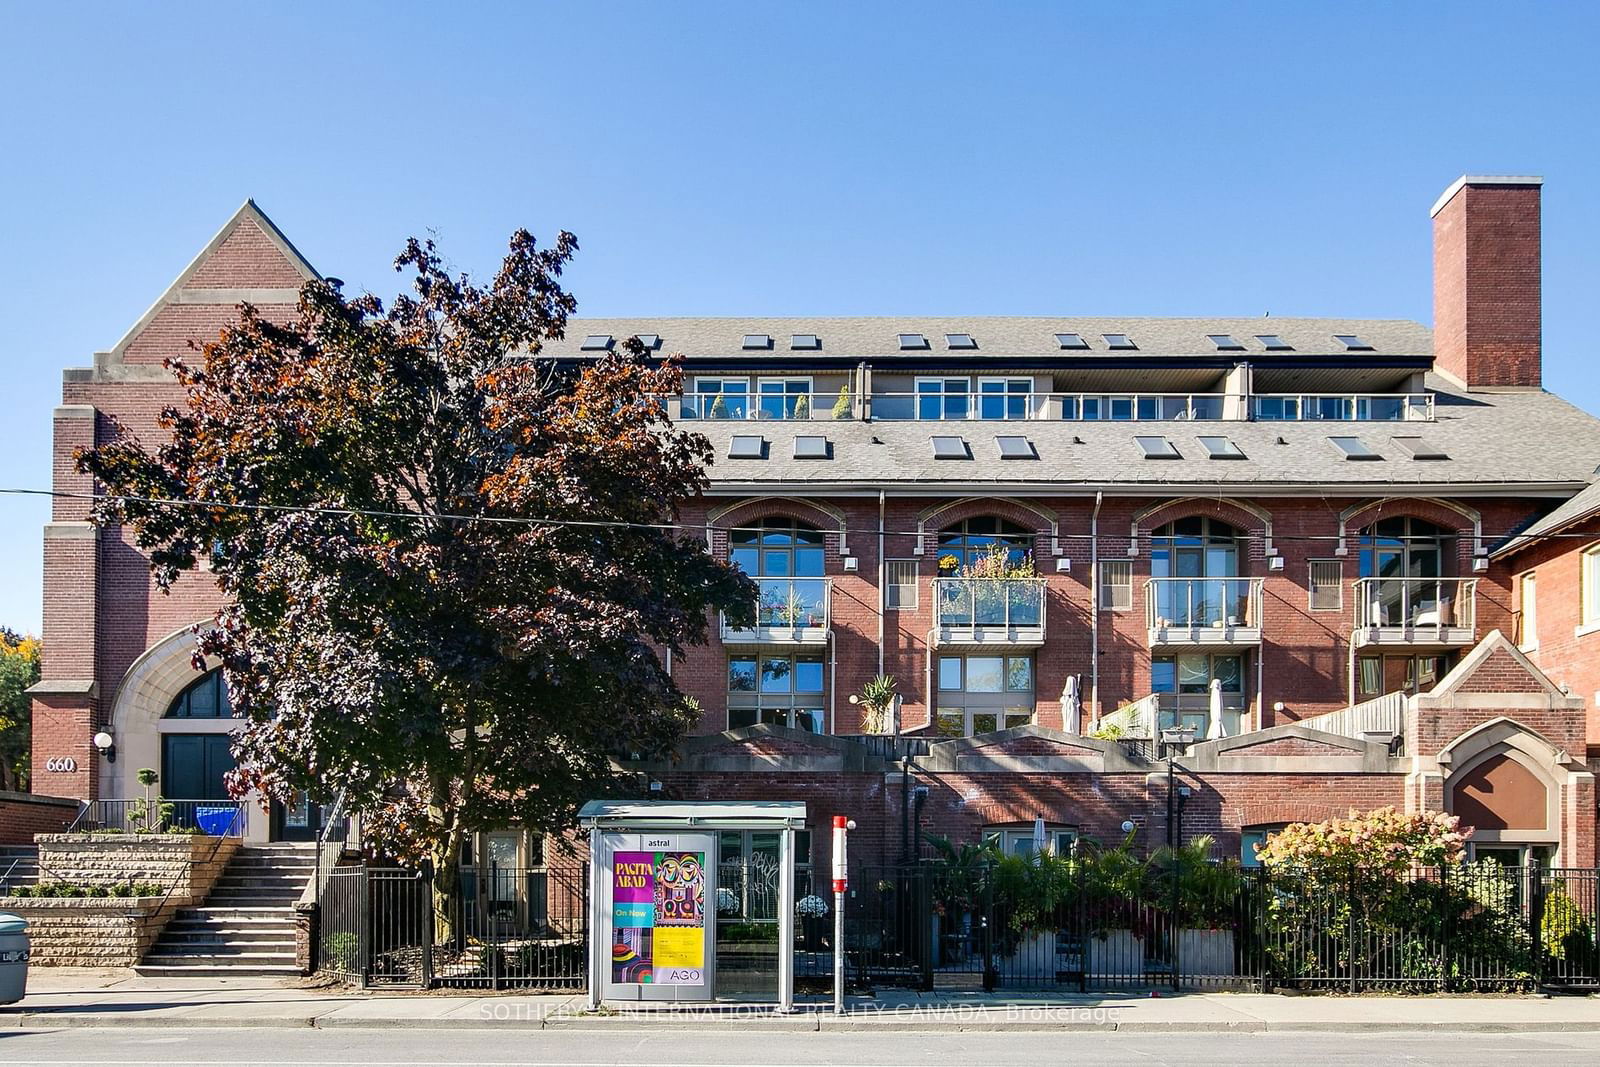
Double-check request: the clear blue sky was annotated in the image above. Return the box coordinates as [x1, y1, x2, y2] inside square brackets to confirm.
[2, 2, 1598, 634]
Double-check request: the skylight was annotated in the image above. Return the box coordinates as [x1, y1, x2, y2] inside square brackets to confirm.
[634, 333, 660, 350]
[580, 335, 613, 351]
[1055, 333, 1090, 349]
[1256, 334, 1293, 351]
[1136, 435, 1180, 459]
[945, 333, 977, 350]
[1198, 436, 1246, 460]
[790, 334, 821, 350]
[1103, 334, 1137, 350]
[742, 334, 772, 350]
[1393, 437, 1449, 461]
[1330, 436, 1382, 460]
[793, 436, 830, 460]
[728, 436, 766, 460]
[931, 435, 970, 460]
[1207, 335, 1245, 351]
[1334, 334, 1375, 351]
[899, 333, 930, 350]
[996, 436, 1036, 460]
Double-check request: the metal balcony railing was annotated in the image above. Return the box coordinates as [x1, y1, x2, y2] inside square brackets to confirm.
[932, 577, 1046, 646]
[1251, 393, 1434, 422]
[1145, 577, 1264, 645]
[720, 577, 832, 646]
[1353, 577, 1477, 644]
[73, 798, 250, 837]
[1096, 692, 1247, 740]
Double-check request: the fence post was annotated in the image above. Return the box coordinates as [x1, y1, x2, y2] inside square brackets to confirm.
[1255, 867, 1268, 993]
[1170, 844, 1181, 992]
[1529, 865, 1546, 989]
[359, 865, 371, 990]
[1346, 865, 1358, 994]
[420, 868, 434, 989]
[1439, 864, 1452, 993]
[981, 863, 996, 993]
[1078, 860, 1088, 995]
[917, 869, 934, 992]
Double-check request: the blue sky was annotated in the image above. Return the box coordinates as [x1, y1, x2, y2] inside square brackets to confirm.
[1, 2, 1598, 633]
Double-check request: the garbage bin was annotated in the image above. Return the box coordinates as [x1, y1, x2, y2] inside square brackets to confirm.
[0, 912, 27, 1005]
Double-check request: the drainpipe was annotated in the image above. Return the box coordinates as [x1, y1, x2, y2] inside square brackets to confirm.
[922, 626, 937, 733]
[1090, 491, 1104, 725]
[878, 490, 886, 679]
[829, 631, 837, 734]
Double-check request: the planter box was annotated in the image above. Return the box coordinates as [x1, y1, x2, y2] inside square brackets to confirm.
[998, 930, 1058, 982]
[1085, 929, 1145, 978]
[1178, 928, 1236, 976]
[34, 833, 239, 902]
[0, 895, 176, 967]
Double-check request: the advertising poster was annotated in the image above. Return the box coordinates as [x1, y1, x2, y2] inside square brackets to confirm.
[610, 848, 705, 985]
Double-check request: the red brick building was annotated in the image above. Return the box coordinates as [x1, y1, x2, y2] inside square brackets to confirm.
[21, 177, 1600, 872]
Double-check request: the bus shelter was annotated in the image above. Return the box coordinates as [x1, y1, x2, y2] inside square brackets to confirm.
[580, 800, 805, 1010]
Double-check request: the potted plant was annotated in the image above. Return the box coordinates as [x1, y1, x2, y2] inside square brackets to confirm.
[1148, 834, 1244, 976]
[792, 393, 811, 420]
[831, 386, 851, 421]
[796, 893, 829, 951]
[852, 675, 898, 734]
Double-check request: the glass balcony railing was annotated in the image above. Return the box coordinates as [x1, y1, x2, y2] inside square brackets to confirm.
[1252, 393, 1434, 422]
[721, 578, 831, 644]
[932, 578, 1046, 639]
[1354, 577, 1477, 634]
[1145, 578, 1263, 634]
[679, 392, 852, 420]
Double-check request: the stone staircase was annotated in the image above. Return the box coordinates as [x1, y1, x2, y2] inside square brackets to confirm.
[0, 846, 38, 893]
[135, 842, 314, 977]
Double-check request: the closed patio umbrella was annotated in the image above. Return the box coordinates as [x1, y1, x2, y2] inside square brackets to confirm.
[1207, 677, 1226, 740]
[1061, 675, 1080, 733]
[1032, 814, 1048, 855]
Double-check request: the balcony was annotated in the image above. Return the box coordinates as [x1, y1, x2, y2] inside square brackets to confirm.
[1251, 393, 1434, 422]
[678, 392, 852, 421]
[932, 577, 1046, 648]
[1097, 692, 1248, 741]
[869, 391, 1230, 422]
[720, 577, 831, 647]
[1145, 578, 1263, 647]
[1353, 577, 1477, 648]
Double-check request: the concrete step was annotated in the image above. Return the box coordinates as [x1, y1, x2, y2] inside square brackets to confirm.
[164, 926, 296, 942]
[133, 962, 303, 978]
[151, 938, 296, 954]
[174, 907, 295, 921]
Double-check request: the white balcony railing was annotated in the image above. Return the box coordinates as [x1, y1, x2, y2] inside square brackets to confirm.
[679, 392, 853, 421]
[859, 390, 1436, 422]
[1145, 577, 1264, 646]
[720, 577, 832, 647]
[932, 577, 1046, 647]
[1353, 577, 1477, 647]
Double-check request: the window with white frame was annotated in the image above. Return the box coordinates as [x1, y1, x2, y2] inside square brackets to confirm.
[885, 559, 919, 610]
[1099, 560, 1132, 611]
[688, 377, 749, 419]
[936, 654, 1034, 736]
[757, 378, 813, 420]
[727, 653, 825, 732]
[1517, 571, 1538, 650]
[984, 825, 1078, 857]
[916, 378, 971, 420]
[1309, 560, 1343, 612]
[1583, 545, 1600, 629]
[977, 378, 1033, 420]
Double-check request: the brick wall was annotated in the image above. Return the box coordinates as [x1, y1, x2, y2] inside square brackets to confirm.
[1506, 517, 1600, 750]
[0, 791, 78, 844]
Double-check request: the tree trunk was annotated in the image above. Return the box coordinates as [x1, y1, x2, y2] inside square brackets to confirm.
[431, 827, 465, 949]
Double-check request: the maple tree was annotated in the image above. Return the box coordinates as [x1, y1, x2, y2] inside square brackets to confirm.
[78, 229, 754, 930]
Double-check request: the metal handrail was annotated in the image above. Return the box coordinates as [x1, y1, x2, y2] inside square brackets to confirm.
[869, 390, 1233, 422]
[932, 577, 1046, 630]
[1353, 577, 1478, 631]
[314, 789, 350, 903]
[1145, 577, 1263, 630]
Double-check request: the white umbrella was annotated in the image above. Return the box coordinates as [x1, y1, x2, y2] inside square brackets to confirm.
[1061, 675, 1080, 733]
[1032, 814, 1048, 855]
[1207, 677, 1226, 739]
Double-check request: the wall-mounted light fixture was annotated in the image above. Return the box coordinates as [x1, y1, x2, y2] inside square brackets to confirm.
[92, 731, 116, 764]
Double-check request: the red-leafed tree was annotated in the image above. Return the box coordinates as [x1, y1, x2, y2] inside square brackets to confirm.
[78, 229, 753, 932]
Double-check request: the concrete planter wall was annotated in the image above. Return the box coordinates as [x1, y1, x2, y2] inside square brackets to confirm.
[35, 833, 239, 901]
[1177, 928, 1236, 976]
[998, 930, 1058, 980]
[1085, 929, 1145, 978]
[0, 896, 177, 967]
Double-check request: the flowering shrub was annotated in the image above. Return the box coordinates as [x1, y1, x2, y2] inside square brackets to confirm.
[1255, 807, 1469, 873]
[795, 894, 829, 918]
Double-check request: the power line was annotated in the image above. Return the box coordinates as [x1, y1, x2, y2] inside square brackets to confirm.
[1, 486, 1591, 547]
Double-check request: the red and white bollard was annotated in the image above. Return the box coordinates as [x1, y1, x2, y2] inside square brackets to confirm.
[832, 815, 853, 1016]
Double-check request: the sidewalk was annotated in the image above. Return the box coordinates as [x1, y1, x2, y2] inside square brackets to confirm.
[3, 969, 1599, 1032]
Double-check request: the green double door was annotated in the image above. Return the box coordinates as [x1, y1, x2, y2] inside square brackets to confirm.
[161, 733, 236, 801]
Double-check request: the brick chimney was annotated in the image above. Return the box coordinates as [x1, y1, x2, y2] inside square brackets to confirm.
[1431, 175, 1543, 389]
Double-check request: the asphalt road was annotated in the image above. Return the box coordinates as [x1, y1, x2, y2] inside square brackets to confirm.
[2, 1027, 1599, 1066]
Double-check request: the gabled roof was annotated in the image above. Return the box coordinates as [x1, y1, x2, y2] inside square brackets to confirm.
[1492, 477, 1600, 557]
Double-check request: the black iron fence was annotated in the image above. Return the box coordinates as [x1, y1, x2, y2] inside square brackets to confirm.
[837, 861, 1600, 994]
[71, 798, 250, 837]
[318, 863, 588, 989]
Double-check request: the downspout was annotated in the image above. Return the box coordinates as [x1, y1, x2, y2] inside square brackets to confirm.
[878, 490, 886, 679]
[1090, 491, 1104, 726]
[829, 631, 837, 734]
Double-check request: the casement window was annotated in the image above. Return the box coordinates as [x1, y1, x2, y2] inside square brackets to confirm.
[916, 378, 971, 420]
[1517, 571, 1539, 650]
[687, 377, 749, 419]
[936, 654, 1034, 736]
[1357, 652, 1456, 698]
[1099, 560, 1133, 611]
[1582, 545, 1600, 630]
[727, 653, 825, 733]
[984, 825, 1078, 857]
[976, 378, 1033, 420]
[1309, 560, 1343, 612]
[756, 378, 813, 421]
[885, 559, 920, 610]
